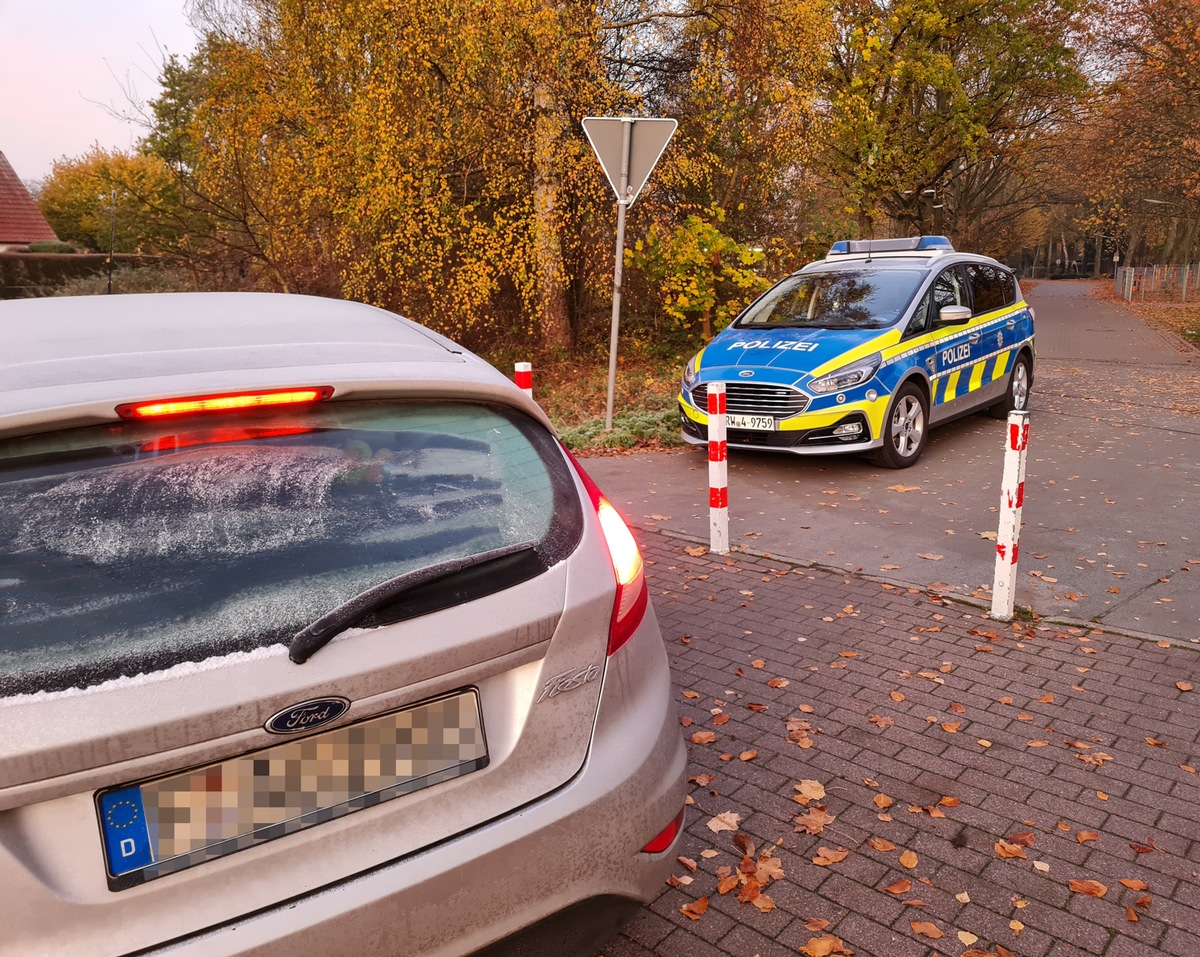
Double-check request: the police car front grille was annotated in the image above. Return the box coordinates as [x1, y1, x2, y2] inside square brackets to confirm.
[693, 382, 809, 417]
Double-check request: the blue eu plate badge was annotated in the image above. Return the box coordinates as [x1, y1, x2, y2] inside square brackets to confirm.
[99, 787, 154, 875]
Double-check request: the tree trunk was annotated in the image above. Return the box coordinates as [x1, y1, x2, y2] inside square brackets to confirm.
[532, 80, 572, 352]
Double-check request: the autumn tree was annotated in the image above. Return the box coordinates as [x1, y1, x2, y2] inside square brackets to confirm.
[1069, 0, 1199, 265]
[37, 148, 188, 255]
[820, 0, 1093, 250]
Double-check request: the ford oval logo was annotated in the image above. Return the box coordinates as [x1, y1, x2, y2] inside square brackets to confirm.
[738, 370, 755, 378]
[265, 697, 350, 735]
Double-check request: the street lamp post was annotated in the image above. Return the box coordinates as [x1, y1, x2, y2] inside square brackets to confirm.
[106, 189, 116, 295]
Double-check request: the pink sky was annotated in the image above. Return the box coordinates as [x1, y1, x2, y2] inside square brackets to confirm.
[0, 1, 196, 183]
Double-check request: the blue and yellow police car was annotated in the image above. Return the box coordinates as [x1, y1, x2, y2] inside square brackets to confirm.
[678, 236, 1035, 468]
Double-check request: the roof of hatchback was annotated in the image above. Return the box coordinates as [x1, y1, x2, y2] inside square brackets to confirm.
[0, 292, 532, 437]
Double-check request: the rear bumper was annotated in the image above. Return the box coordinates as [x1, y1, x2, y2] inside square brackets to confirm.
[151, 619, 686, 957]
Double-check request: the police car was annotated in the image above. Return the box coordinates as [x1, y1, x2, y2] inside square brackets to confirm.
[678, 236, 1034, 468]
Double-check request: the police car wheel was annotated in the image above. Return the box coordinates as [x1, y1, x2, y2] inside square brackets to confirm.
[872, 383, 928, 469]
[988, 354, 1031, 419]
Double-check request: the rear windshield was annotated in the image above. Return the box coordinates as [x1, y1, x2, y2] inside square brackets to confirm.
[0, 401, 579, 696]
[735, 268, 925, 330]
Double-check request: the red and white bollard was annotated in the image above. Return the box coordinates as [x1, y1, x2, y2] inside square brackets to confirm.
[991, 410, 1030, 621]
[707, 382, 729, 554]
[514, 362, 533, 398]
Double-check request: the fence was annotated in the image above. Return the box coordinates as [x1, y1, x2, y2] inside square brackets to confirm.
[1115, 263, 1197, 303]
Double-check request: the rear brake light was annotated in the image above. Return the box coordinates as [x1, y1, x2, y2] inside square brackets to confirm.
[561, 446, 649, 656]
[117, 387, 333, 419]
[641, 807, 685, 853]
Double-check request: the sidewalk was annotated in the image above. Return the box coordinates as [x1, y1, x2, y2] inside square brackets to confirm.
[605, 528, 1200, 957]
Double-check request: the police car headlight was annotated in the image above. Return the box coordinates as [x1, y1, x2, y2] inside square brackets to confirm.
[682, 354, 700, 390]
[809, 354, 881, 394]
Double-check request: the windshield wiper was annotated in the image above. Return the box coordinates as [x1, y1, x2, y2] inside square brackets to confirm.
[289, 540, 539, 663]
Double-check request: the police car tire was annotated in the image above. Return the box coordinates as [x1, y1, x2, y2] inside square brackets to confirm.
[871, 383, 928, 469]
[988, 354, 1032, 420]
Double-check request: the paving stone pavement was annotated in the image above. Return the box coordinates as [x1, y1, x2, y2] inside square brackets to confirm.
[603, 529, 1200, 957]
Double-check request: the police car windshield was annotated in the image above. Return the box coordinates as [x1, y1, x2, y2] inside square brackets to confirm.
[734, 269, 924, 330]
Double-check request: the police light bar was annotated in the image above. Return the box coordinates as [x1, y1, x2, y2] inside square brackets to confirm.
[827, 236, 954, 256]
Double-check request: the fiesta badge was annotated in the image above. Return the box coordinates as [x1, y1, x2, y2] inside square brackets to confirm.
[265, 697, 350, 734]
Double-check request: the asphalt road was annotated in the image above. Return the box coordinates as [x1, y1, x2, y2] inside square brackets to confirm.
[584, 281, 1200, 639]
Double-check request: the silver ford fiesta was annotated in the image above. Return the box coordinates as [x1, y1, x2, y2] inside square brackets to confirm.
[0, 292, 686, 957]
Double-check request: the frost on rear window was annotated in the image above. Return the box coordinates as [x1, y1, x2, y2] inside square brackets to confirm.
[0, 402, 563, 696]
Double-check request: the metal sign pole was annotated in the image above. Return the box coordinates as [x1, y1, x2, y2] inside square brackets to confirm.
[604, 119, 633, 432]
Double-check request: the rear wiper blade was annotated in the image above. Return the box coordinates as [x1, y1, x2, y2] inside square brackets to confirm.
[289, 540, 539, 664]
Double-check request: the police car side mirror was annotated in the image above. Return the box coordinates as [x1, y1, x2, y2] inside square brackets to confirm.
[937, 305, 972, 326]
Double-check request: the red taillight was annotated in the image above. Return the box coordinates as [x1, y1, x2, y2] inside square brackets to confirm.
[562, 446, 649, 656]
[641, 807, 685, 854]
[117, 387, 333, 419]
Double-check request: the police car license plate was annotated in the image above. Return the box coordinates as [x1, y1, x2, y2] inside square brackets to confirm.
[96, 689, 487, 889]
[727, 413, 775, 431]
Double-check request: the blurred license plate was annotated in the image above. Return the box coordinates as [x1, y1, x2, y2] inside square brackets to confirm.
[97, 689, 487, 889]
[727, 414, 775, 431]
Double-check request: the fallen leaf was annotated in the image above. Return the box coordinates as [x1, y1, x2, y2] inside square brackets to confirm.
[740, 750, 758, 761]
[812, 847, 849, 866]
[688, 773, 716, 787]
[1068, 879, 1108, 898]
[691, 731, 717, 745]
[885, 879, 912, 894]
[700, 849, 719, 859]
[794, 780, 827, 805]
[805, 917, 831, 932]
[873, 793, 894, 809]
[1126, 906, 1139, 922]
[750, 659, 765, 669]
[1131, 840, 1158, 853]
[1027, 740, 1050, 748]
[800, 934, 853, 957]
[957, 930, 979, 946]
[1009, 831, 1037, 847]
[706, 811, 742, 834]
[680, 897, 709, 919]
[1120, 878, 1150, 890]
[995, 840, 1027, 860]
[767, 677, 790, 688]
[869, 714, 895, 729]
[677, 856, 697, 872]
[1145, 737, 1167, 747]
[939, 796, 961, 807]
[683, 546, 707, 557]
[682, 690, 700, 699]
[1177, 682, 1194, 692]
[910, 920, 943, 939]
[1034, 861, 1050, 872]
[867, 836, 896, 852]
[838, 650, 860, 658]
[751, 893, 775, 913]
[1010, 919, 1025, 935]
[795, 806, 837, 835]
[1077, 830, 1100, 844]
[716, 874, 740, 895]
[1038, 692, 1055, 703]
[899, 849, 919, 869]
[756, 851, 785, 882]
[941, 722, 961, 733]
[890, 691, 906, 702]
[917, 553, 944, 561]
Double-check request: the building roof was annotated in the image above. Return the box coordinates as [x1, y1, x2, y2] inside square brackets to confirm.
[0, 151, 58, 244]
